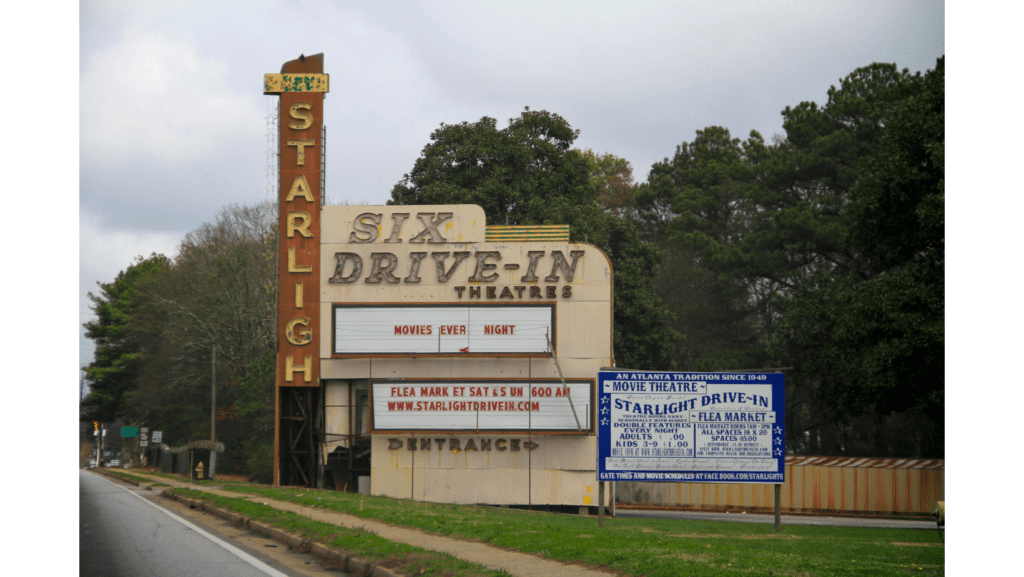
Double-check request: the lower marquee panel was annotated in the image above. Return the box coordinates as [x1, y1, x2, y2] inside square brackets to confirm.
[369, 434, 601, 506]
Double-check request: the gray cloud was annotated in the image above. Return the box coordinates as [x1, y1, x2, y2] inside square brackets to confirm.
[79, 0, 944, 372]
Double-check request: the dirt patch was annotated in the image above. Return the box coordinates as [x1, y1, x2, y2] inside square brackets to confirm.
[658, 551, 713, 563]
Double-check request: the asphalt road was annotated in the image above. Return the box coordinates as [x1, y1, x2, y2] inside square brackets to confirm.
[80, 470, 296, 577]
[615, 507, 940, 530]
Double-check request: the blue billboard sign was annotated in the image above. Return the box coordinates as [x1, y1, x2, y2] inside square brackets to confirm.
[597, 371, 785, 483]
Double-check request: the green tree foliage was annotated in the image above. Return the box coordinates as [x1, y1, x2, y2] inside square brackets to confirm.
[234, 349, 277, 482]
[636, 127, 775, 372]
[773, 58, 945, 456]
[391, 109, 678, 369]
[147, 203, 278, 390]
[391, 109, 600, 230]
[84, 203, 279, 476]
[639, 58, 944, 457]
[579, 149, 637, 217]
[602, 215, 679, 370]
[133, 203, 278, 470]
[82, 254, 171, 423]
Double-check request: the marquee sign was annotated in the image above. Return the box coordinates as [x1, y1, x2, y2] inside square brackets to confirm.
[333, 305, 554, 355]
[372, 380, 592, 431]
[597, 371, 785, 483]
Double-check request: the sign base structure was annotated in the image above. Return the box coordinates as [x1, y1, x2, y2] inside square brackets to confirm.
[597, 371, 785, 484]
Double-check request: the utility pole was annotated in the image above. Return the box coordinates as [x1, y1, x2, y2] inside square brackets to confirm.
[210, 346, 217, 481]
[211, 346, 216, 443]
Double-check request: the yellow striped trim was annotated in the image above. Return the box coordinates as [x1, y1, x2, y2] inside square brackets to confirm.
[485, 225, 570, 242]
[264, 73, 330, 94]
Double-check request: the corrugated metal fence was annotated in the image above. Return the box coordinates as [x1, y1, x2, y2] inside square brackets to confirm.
[615, 456, 944, 515]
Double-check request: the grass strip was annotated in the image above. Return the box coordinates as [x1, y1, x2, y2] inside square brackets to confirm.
[169, 488, 510, 577]
[215, 485, 944, 577]
[103, 470, 157, 486]
[129, 470, 257, 485]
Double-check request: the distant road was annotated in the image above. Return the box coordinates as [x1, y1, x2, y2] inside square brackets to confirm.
[615, 507, 938, 530]
[79, 470, 291, 577]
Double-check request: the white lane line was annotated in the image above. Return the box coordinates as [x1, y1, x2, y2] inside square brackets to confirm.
[101, 475, 291, 577]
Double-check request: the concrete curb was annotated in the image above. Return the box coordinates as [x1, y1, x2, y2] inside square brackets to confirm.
[159, 489, 401, 577]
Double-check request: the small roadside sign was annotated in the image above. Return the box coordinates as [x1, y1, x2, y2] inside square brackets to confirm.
[152, 431, 163, 443]
[140, 441, 148, 447]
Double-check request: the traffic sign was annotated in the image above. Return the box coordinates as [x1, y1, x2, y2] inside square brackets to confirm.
[139, 441, 148, 447]
[152, 431, 163, 443]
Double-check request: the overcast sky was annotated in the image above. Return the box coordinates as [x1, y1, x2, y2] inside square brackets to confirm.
[75, 0, 944, 380]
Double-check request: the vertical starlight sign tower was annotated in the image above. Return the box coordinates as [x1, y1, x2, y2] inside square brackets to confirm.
[265, 54, 329, 486]
[597, 371, 785, 483]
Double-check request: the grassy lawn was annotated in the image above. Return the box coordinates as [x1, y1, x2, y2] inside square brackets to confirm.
[172, 488, 510, 577]
[122, 469, 256, 485]
[102, 470, 162, 487]
[194, 485, 945, 576]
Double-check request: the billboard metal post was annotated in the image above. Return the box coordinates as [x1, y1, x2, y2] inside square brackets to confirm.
[775, 483, 782, 532]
